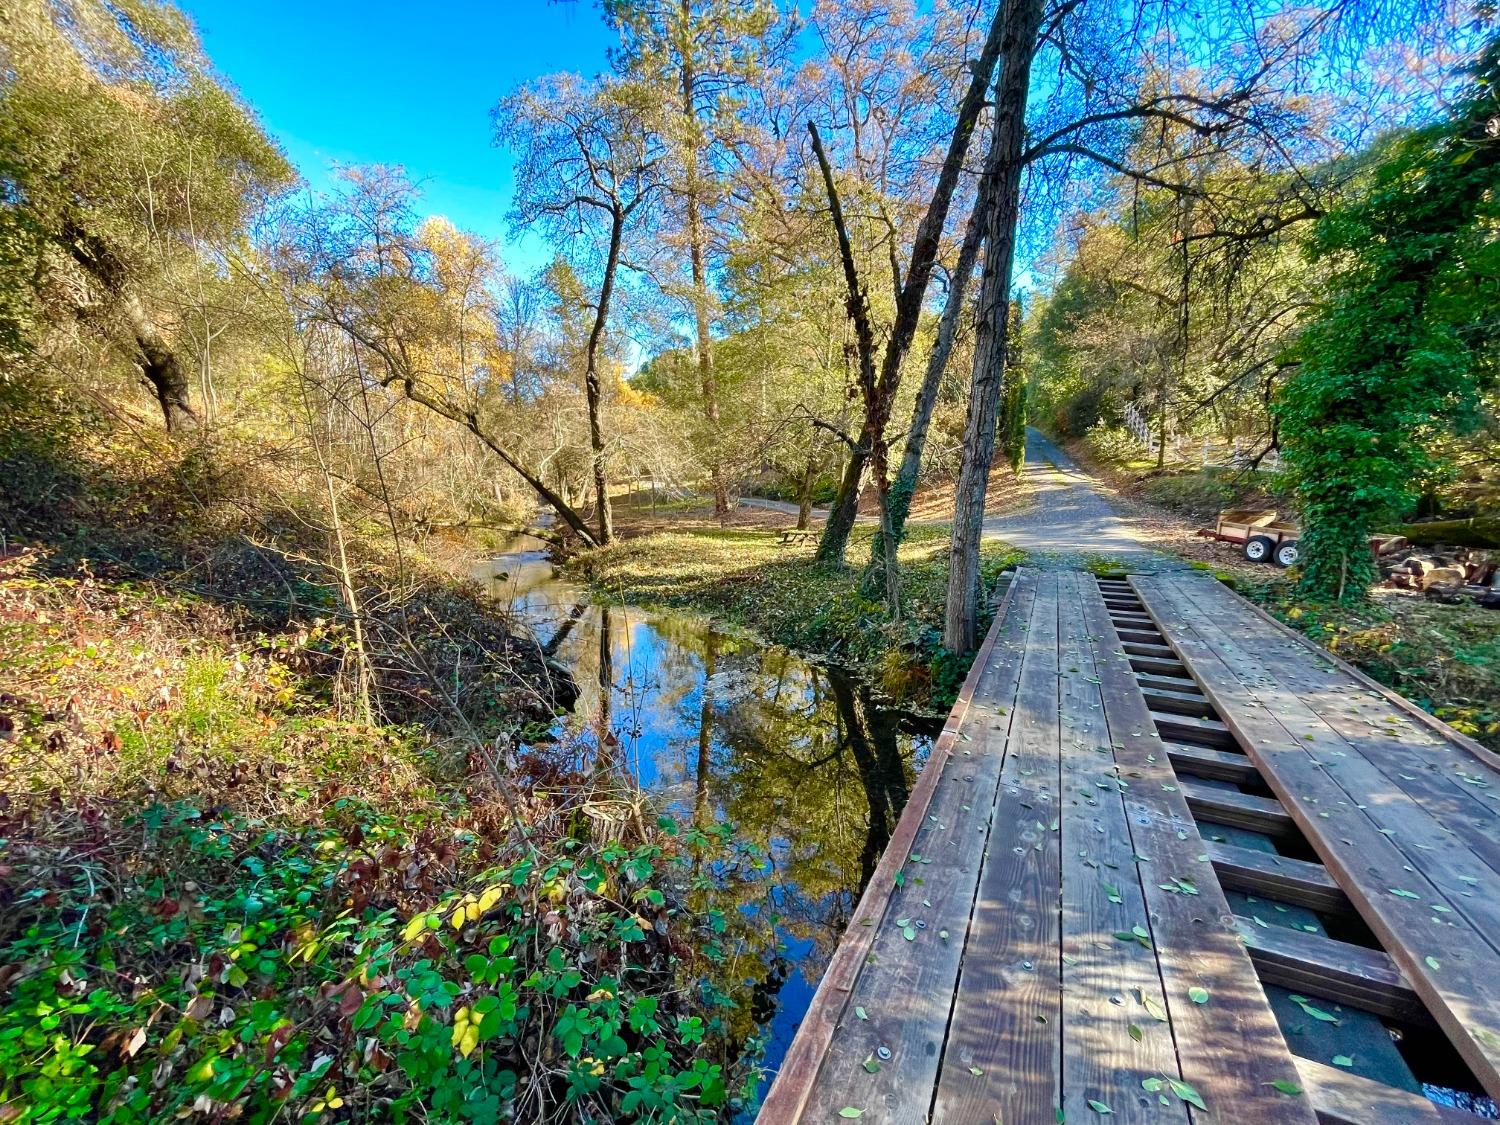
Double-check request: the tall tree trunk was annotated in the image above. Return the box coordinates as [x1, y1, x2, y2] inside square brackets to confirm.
[583, 204, 628, 547]
[871, 183, 989, 567]
[808, 121, 880, 568]
[678, 3, 727, 517]
[943, 0, 1046, 655]
[815, 0, 1011, 567]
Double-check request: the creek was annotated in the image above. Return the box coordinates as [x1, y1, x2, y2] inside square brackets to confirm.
[474, 536, 939, 1109]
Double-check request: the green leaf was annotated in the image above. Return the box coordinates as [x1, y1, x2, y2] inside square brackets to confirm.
[862, 1057, 881, 1074]
[1088, 1099, 1113, 1114]
[1187, 986, 1209, 1005]
[969, 1066, 984, 1076]
[1265, 1080, 1302, 1096]
[1167, 1078, 1207, 1110]
[1425, 956, 1441, 970]
[839, 1109, 864, 1119]
[854, 1006, 868, 1020]
[1128, 1024, 1143, 1042]
[1389, 888, 1420, 900]
[1332, 1055, 1354, 1068]
[1288, 995, 1341, 1024]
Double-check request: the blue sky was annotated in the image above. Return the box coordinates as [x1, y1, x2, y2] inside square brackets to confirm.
[183, 0, 621, 273]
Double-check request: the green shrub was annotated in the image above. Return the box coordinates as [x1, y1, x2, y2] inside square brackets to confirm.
[1083, 424, 1144, 464]
[0, 796, 748, 1122]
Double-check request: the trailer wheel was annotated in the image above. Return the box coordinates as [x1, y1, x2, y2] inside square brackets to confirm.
[1273, 540, 1300, 568]
[1244, 535, 1275, 563]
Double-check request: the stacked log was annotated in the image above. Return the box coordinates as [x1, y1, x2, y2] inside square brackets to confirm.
[1379, 546, 1498, 605]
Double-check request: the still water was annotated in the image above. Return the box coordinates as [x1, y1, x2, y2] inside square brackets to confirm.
[473, 537, 938, 1108]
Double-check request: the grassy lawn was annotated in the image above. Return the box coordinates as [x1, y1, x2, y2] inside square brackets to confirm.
[570, 523, 1023, 712]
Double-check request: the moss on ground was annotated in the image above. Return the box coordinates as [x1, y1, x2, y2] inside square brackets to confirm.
[569, 523, 1023, 713]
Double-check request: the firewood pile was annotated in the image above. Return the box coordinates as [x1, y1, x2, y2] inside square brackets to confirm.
[1379, 542, 1499, 606]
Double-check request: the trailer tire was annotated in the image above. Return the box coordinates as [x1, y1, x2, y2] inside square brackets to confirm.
[1273, 540, 1299, 568]
[1245, 535, 1275, 563]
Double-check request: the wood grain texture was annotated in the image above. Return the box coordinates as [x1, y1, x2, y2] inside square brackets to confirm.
[758, 572, 1031, 1124]
[1164, 744, 1260, 785]
[1179, 779, 1298, 838]
[1168, 579, 1500, 882]
[1203, 840, 1347, 915]
[1296, 1058, 1486, 1125]
[1131, 574, 1500, 1102]
[1234, 918, 1427, 1023]
[1056, 571, 1188, 1124]
[930, 570, 1063, 1124]
[1079, 577, 1316, 1125]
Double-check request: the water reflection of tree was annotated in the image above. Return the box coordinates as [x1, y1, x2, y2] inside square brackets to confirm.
[709, 660, 919, 966]
[497, 578, 936, 1092]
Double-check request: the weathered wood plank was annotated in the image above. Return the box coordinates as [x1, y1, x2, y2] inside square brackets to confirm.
[760, 572, 1033, 1123]
[1123, 641, 1178, 659]
[1154, 713, 1236, 749]
[1296, 1058, 1485, 1125]
[1168, 579, 1500, 884]
[1160, 576, 1500, 939]
[1234, 918, 1428, 1023]
[1179, 779, 1297, 838]
[1130, 655, 1192, 678]
[1132, 574, 1500, 1102]
[1164, 744, 1260, 785]
[1056, 571, 1187, 1123]
[931, 571, 1064, 1123]
[1078, 577, 1315, 1124]
[1136, 673, 1204, 696]
[1203, 840, 1346, 915]
[1142, 686, 1218, 718]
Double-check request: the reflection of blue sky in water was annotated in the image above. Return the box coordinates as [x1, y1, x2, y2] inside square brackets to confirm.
[474, 540, 935, 1107]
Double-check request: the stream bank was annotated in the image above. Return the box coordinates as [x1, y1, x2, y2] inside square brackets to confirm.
[565, 520, 1022, 715]
[475, 535, 947, 1109]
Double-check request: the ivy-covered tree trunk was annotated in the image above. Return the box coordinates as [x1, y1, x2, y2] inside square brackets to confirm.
[868, 181, 989, 568]
[1275, 40, 1499, 601]
[943, 0, 1046, 655]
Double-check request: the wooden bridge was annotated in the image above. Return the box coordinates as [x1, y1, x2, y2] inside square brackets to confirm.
[758, 568, 1500, 1124]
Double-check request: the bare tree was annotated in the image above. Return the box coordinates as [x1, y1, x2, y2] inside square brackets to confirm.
[805, 0, 1013, 574]
[286, 169, 605, 547]
[498, 75, 667, 546]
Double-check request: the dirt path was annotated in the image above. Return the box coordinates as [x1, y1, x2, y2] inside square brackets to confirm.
[734, 431, 1186, 569]
[979, 429, 1187, 569]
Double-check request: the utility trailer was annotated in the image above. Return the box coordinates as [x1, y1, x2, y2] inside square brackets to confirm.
[1198, 509, 1302, 567]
